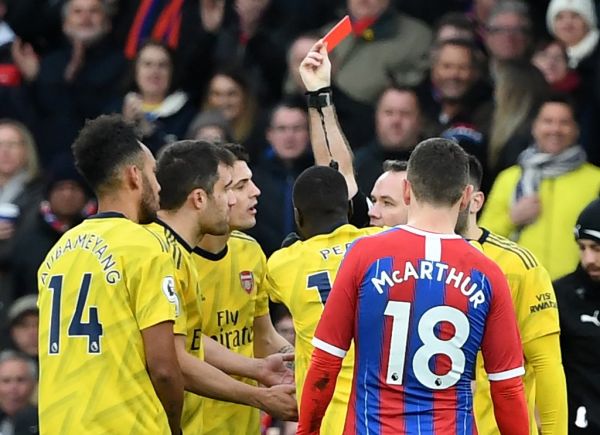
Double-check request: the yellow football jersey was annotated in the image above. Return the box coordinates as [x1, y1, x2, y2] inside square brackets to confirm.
[147, 220, 206, 434]
[37, 213, 179, 434]
[472, 229, 560, 435]
[192, 231, 270, 435]
[267, 224, 382, 435]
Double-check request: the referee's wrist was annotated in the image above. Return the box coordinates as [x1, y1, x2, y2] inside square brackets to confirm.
[306, 87, 333, 109]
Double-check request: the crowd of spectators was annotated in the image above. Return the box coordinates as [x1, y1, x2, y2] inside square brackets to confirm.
[0, 0, 599, 432]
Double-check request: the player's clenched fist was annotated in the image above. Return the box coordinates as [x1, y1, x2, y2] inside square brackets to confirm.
[299, 40, 331, 92]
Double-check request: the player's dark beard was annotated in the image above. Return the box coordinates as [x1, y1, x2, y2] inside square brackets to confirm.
[138, 173, 158, 225]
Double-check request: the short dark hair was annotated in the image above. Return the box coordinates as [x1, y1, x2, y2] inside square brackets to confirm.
[269, 95, 308, 127]
[407, 138, 469, 206]
[71, 114, 143, 194]
[293, 166, 348, 220]
[382, 159, 408, 172]
[430, 38, 483, 71]
[467, 154, 483, 191]
[157, 140, 235, 210]
[537, 93, 577, 118]
[375, 85, 420, 112]
[222, 143, 250, 164]
[434, 12, 476, 36]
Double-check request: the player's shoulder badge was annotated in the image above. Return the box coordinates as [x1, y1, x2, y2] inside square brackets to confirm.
[239, 271, 254, 294]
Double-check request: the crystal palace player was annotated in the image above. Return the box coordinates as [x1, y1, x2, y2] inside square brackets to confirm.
[297, 138, 529, 435]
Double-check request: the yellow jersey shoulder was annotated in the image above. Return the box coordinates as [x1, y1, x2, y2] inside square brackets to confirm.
[480, 229, 539, 272]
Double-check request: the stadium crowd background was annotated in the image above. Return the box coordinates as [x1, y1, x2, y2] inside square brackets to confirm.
[0, 0, 599, 432]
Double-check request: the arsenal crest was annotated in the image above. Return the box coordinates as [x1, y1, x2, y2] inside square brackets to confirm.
[239, 271, 254, 293]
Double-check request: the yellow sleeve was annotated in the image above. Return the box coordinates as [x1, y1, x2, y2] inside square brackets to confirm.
[129, 251, 178, 331]
[515, 264, 560, 344]
[254, 249, 270, 318]
[479, 169, 518, 237]
[522, 333, 568, 435]
[265, 254, 284, 304]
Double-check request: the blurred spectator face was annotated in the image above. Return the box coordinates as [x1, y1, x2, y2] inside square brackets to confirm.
[193, 126, 228, 143]
[0, 125, 27, 180]
[368, 170, 408, 226]
[136, 44, 172, 100]
[532, 41, 568, 85]
[228, 160, 261, 231]
[0, 359, 35, 417]
[474, 0, 498, 24]
[436, 25, 475, 42]
[63, 0, 109, 45]
[10, 313, 38, 358]
[208, 75, 245, 122]
[49, 181, 87, 219]
[431, 44, 477, 101]
[375, 89, 420, 150]
[267, 107, 309, 161]
[485, 12, 530, 61]
[578, 239, 600, 281]
[532, 102, 579, 155]
[275, 315, 295, 345]
[554, 11, 590, 47]
[348, 0, 390, 20]
[235, 0, 270, 20]
[288, 36, 319, 92]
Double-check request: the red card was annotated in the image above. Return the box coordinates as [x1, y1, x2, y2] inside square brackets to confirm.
[323, 15, 352, 53]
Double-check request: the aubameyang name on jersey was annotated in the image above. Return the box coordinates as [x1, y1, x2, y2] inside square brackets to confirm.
[43, 233, 121, 284]
[319, 243, 352, 260]
[371, 260, 486, 308]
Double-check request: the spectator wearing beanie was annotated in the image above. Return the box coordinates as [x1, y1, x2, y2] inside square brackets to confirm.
[6, 154, 96, 296]
[4, 295, 38, 362]
[554, 198, 600, 433]
[547, 0, 599, 69]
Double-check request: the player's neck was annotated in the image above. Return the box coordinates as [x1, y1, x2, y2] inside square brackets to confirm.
[463, 219, 484, 241]
[97, 194, 141, 223]
[302, 218, 348, 239]
[406, 205, 460, 235]
[157, 209, 203, 247]
[197, 233, 230, 254]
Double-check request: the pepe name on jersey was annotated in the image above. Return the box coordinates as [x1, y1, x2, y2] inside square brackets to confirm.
[319, 242, 354, 260]
[371, 259, 486, 308]
[40, 232, 121, 284]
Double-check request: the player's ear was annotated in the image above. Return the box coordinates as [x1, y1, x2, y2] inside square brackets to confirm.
[294, 207, 303, 228]
[470, 191, 485, 214]
[124, 164, 142, 191]
[402, 178, 411, 206]
[189, 187, 208, 210]
[459, 184, 474, 211]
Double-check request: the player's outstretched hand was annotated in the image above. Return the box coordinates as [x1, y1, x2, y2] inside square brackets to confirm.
[257, 353, 295, 387]
[299, 40, 331, 92]
[261, 384, 298, 421]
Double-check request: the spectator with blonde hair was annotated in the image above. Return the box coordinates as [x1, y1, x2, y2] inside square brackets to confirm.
[488, 61, 550, 177]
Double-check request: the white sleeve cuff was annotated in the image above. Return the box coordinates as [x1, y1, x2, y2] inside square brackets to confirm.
[312, 337, 347, 358]
[488, 366, 525, 381]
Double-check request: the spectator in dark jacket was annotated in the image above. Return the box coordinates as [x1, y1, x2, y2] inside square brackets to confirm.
[248, 100, 312, 256]
[11, 0, 126, 162]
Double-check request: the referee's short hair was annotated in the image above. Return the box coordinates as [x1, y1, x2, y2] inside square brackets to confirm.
[382, 160, 408, 173]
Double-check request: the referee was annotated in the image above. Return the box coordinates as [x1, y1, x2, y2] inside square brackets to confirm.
[554, 198, 600, 433]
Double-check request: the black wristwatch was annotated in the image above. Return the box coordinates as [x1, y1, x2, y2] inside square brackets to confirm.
[306, 87, 333, 109]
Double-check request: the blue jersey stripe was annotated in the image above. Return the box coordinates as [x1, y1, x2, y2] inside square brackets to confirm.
[355, 257, 393, 434]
